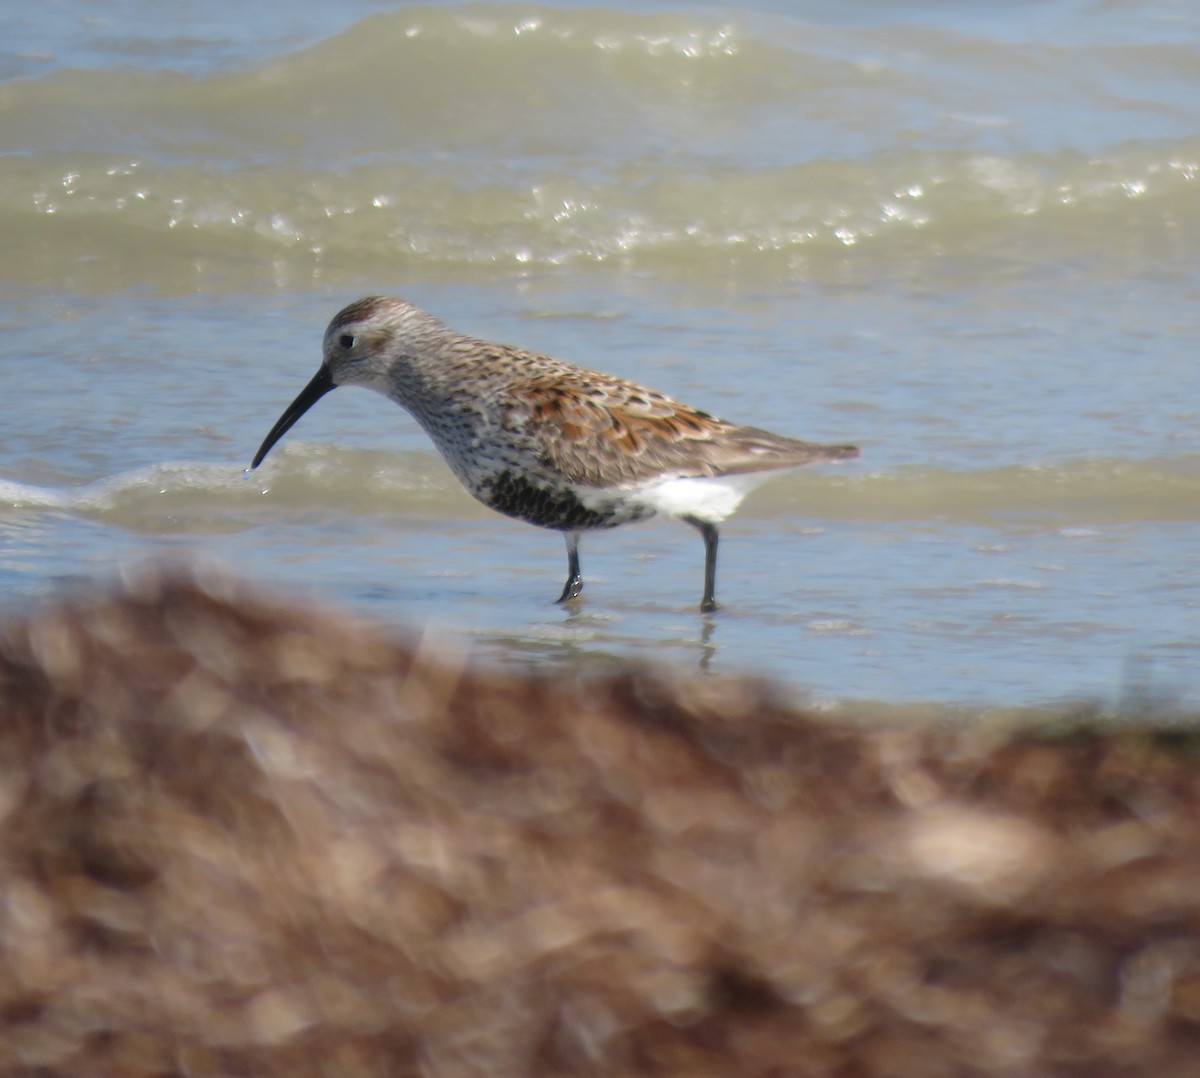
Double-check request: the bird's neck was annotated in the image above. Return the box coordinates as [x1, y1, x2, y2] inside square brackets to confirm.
[381, 333, 501, 426]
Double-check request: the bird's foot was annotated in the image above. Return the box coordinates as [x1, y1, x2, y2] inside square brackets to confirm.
[556, 576, 583, 604]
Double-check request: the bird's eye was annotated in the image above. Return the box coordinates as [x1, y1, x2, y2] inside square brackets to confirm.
[338, 333, 355, 350]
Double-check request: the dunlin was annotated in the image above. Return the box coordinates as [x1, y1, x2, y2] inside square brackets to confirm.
[251, 297, 858, 611]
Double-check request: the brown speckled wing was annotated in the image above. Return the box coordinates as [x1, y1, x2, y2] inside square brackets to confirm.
[501, 368, 858, 487]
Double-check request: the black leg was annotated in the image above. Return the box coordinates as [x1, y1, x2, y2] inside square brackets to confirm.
[683, 516, 719, 612]
[556, 530, 583, 603]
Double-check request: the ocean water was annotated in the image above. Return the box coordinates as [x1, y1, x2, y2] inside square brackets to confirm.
[2, 0, 1198, 711]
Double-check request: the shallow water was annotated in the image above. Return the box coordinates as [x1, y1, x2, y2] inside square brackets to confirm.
[2, 1, 1198, 709]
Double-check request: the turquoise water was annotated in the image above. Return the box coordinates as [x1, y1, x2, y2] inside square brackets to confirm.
[2, 1, 1198, 709]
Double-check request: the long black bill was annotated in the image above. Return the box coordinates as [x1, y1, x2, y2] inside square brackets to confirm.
[250, 365, 336, 469]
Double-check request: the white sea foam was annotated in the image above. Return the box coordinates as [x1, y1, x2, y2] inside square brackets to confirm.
[1, 464, 251, 521]
[0, 480, 68, 510]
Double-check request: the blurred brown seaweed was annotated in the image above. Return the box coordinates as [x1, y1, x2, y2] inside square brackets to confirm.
[1, 566, 1199, 1076]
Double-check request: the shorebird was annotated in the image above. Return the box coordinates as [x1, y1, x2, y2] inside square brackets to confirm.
[251, 297, 858, 611]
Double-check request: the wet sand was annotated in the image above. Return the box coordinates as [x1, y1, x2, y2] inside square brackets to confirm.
[1, 565, 1199, 1075]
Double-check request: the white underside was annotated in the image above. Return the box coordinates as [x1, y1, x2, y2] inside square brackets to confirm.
[577, 471, 787, 524]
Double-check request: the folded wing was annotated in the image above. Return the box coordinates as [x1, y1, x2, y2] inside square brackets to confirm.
[503, 367, 858, 487]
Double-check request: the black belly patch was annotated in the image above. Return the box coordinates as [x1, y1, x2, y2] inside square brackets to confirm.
[479, 471, 641, 531]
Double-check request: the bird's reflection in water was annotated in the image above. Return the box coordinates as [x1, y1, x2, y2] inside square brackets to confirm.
[697, 613, 718, 672]
[476, 601, 724, 681]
